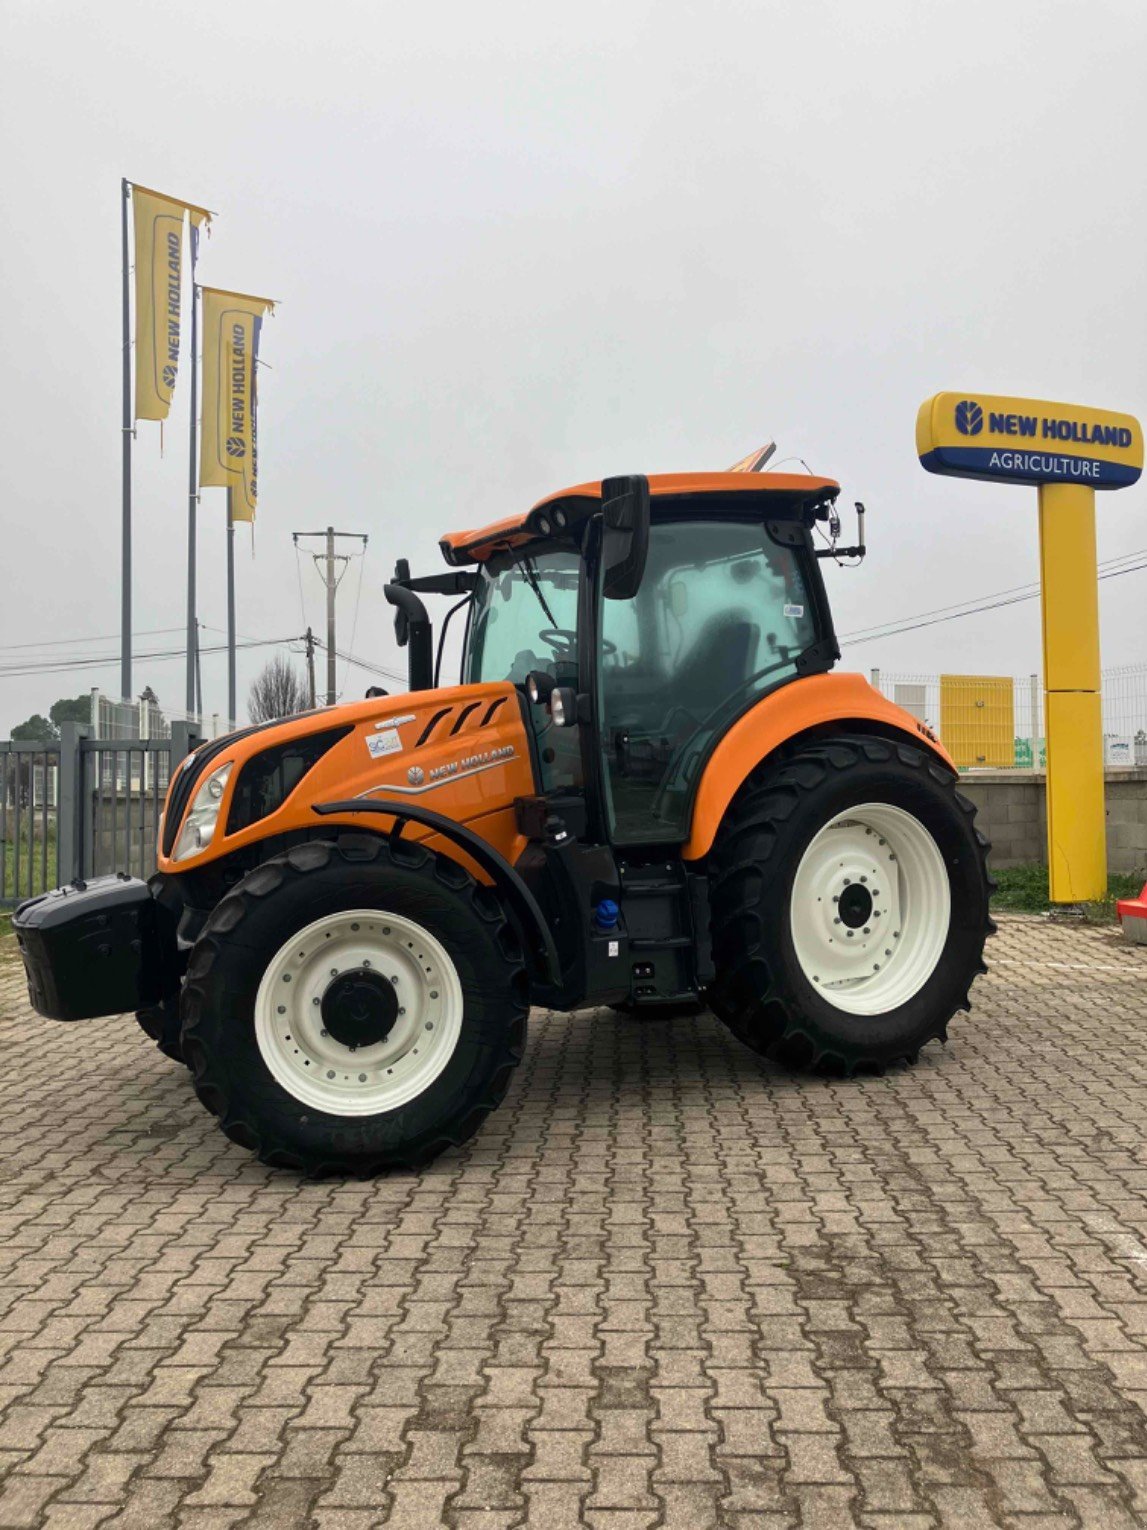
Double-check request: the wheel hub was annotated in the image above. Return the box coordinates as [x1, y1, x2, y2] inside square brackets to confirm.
[321, 969, 398, 1050]
[837, 882, 873, 929]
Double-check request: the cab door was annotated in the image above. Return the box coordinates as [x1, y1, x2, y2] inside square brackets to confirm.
[595, 514, 822, 845]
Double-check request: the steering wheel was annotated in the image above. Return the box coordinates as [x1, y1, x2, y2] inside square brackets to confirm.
[539, 628, 616, 658]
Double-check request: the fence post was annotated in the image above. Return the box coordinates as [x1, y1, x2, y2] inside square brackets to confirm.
[1029, 675, 1039, 765]
[168, 720, 203, 765]
[57, 721, 90, 887]
[871, 668, 881, 693]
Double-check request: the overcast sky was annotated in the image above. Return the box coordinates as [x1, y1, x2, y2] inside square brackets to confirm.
[1, 0, 1144, 736]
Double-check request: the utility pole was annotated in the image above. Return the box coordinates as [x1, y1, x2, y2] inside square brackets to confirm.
[292, 528, 368, 706]
[325, 527, 336, 705]
[304, 627, 317, 709]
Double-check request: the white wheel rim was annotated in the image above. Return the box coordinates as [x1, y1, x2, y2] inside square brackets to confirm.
[254, 909, 464, 1116]
[789, 802, 950, 1016]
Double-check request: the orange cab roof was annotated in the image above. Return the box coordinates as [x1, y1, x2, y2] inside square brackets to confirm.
[440, 471, 840, 566]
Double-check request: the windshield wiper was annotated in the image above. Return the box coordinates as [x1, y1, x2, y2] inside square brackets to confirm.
[512, 550, 558, 628]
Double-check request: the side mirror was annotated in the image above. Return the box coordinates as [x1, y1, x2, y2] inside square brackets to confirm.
[391, 559, 412, 647]
[601, 474, 650, 601]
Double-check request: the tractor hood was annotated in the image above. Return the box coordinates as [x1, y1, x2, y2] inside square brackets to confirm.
[157, 683, 535, 875]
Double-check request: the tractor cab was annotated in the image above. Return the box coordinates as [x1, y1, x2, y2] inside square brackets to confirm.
[387, 472, 843, 849]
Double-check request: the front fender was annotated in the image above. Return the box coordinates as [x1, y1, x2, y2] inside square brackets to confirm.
[682, 672, 956, 862]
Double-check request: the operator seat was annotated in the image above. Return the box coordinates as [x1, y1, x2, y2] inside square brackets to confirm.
[670, 611, 760, 720]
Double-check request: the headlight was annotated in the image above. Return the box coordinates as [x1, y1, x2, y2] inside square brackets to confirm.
[173, 762, 233, 862]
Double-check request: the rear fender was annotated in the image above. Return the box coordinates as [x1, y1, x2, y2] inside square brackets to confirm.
[683, 672, 956, 862]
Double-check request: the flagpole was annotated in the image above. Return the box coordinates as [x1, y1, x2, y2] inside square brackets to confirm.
[185, 266, 200, 718]
[120, 177, 133, 701]
[226, 487, 237, 727]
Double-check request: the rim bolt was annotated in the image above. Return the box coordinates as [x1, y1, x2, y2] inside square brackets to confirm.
[390, 975, 398, 984]
[833, 917, 841, 925]
[832, 895, 839, 904]
[894, 931, 901, 939]
[860, 876, 868, 884]
[282, 974, 291, 983]
[430, 991, 439, 999]
[363, 959, 372, 968]
[320, 1029, 329, 1037]
[425, 1021, 433, 1030]
[843, 877, 851, 885]
[277, 1005, 285, 1015]
[330, 968, 338, 977]
[313, 997, 321, 1006]
[863, 927, 871, 935]
[846, 931, 855, 939]
[358, 1073, 367, 1082]
[885, 949, 892, 956]
[399, 1007, 406, 1016]
[326, 1070, 335, 1079]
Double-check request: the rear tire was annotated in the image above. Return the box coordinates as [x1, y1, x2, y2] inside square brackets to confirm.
[707, 735, 993, 1072]
[180, 835, 529, 1174]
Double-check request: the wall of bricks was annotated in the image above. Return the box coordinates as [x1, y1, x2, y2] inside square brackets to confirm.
[959, 767, 1147, 874]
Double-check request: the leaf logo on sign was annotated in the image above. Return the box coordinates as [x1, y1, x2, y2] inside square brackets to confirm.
[955, 400, 983, 437]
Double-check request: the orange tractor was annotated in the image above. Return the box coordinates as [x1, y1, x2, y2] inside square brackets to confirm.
[15, 471, 993, 1174]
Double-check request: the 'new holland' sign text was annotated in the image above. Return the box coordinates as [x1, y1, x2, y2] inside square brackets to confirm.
[916, 392, 1142, 489]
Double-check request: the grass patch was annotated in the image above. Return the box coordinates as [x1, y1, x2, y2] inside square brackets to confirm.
[2, 821, 58, 907]
[992, 863, 1144, 923]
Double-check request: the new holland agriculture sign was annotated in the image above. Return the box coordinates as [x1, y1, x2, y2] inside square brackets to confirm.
[917, 392, 1143, 488]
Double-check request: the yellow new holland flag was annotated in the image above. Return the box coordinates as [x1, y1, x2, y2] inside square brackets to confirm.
[132, 184, 212, 422]
[200, 288, 276, 523]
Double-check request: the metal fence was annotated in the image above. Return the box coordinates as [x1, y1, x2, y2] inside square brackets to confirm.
[1, 721, 202, 909]
[871, 665, 1147, 769]
[0, 743, 61, 909]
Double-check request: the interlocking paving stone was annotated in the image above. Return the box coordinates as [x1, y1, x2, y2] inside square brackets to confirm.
[1, 915, 1146, 1526]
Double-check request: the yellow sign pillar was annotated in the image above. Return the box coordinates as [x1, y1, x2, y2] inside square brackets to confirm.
[1037, 484, 1105, 900]
[917, 391, 1143, 904]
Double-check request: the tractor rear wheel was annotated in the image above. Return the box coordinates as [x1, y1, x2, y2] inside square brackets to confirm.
[180, 835, 528, 1175]
[707, 735, 993, 1073]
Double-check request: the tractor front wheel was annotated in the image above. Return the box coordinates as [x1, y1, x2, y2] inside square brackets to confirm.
[707, 735, 993, 1072]
[180, 835, 529, 1174]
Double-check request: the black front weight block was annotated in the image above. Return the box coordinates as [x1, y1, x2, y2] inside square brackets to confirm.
[14, 874, 179, 1023]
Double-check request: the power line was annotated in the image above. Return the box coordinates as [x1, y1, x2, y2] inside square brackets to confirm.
[840, 545, 1147, 643]
[329, 645, 406, 685]
[0, 635, 305, 681]
[842, 557, 1147, 647]
[0, 625, 186, 654]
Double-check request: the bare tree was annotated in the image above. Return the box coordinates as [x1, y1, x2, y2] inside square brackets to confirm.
[248, 655, 310, 724]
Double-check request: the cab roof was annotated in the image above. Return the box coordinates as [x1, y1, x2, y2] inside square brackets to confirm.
[439, 471, 840, 566]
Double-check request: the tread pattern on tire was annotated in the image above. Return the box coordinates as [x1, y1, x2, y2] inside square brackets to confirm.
[707, 734, 996, 1074]
[180, 833, 529, 1175]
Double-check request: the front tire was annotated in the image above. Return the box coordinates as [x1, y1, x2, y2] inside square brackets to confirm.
[180, 835, 529, 1174]
[707, 735, 993, 1072]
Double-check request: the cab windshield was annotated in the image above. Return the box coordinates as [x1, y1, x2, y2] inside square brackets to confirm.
[465, 546, 583, 790]
[465, 547, 581, 688]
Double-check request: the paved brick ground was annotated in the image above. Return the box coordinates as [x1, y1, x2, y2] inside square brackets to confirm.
[0, 915, 1146, 1529]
